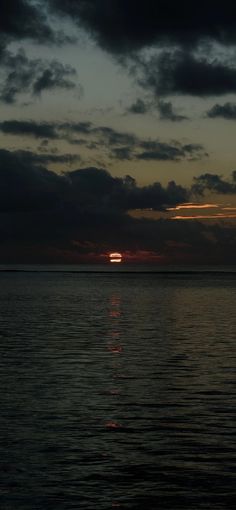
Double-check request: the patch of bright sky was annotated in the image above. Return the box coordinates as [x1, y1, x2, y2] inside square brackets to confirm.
[7, 33, 133, 118]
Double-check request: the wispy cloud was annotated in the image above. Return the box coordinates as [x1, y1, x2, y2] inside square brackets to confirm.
[0, 48, 78, 104]
[207, 102, 236, 120]
[0, 119, 207, 163]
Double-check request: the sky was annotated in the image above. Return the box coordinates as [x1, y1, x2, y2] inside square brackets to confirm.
[1, 0, 236, 264]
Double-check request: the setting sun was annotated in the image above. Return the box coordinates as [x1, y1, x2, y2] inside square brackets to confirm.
[109, 252, 122, 263]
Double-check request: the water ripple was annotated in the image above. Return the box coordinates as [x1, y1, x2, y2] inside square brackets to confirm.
[0, 271, 236, 509]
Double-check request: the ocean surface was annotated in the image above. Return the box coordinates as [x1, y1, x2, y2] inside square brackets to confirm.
[0, 265, 236, 509]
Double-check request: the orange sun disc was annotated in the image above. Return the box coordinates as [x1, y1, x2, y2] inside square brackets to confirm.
[109, 252, 122, 263]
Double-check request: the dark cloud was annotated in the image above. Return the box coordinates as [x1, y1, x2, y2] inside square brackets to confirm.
[0, 148, 235, 263]
[62, 121, 93, 135]
[0, 47, 77, 103]
[107, 135, 206, 162]
[126, 176, 187, 211]
[0, 120, 91, 140]
[24, 151, 81, 166]
[46, 1, 236, 106]
[33, 61, 77, 95]
[0, 48, 34, 103]
[68, 138, 90, 146]
[127, 98, 150, 114]
[66, 122, 205, 161]
[93, 126, 137, 147]
[0, 119, 137, 148]
[48, 1, 236, 99]
[49, 0, 236, 53]
[0, 117, 206, 162]
[0, 148, 187, 214]
[137, 141, 206, 162]
[192, 172, 236, 195]
[207, 102, 236, 119]
[2, 2, 236, 106]
[66, 167, 189, 211]
[137, 51, 236, 97]
[0, 0, 75, 46]
[1, 0, 54, 43]
[158, 100, 187, 121]
[0, 148, 66, 212]
[0, 160, 188, 262]
[127, 98, 187, 120]
[112, 147, 133, 160]
[0, 148, 80, 168]
[0, 151, 187, 256]
[0, 120, 58, 139]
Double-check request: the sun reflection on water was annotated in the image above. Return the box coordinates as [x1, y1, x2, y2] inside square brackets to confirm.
[105, 292, 124, 427]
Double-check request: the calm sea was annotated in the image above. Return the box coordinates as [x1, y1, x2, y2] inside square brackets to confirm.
[0, 266, 236, 509]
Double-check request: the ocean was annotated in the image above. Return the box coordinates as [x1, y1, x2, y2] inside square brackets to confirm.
[0, 266, 236, 509]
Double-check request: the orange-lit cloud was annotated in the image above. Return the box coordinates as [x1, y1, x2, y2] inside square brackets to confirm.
[168, 202, 236, 221]
[167, 202, 219, 211]
[172, 213, 236, 220]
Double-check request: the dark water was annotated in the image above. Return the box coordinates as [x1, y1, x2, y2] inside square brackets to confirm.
[0, 267, 236, 509]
